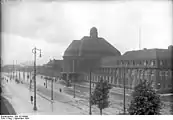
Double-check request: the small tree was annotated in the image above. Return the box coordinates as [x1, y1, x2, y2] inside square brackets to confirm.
[128, 80, 162, 115]
[170, 103, 173, 115]
[90, 78, 112, 115]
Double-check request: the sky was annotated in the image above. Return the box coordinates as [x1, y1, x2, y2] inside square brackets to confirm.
[1, 0, 172, 65]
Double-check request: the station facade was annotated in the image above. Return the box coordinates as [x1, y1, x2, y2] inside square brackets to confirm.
[61, 27, 173, 93]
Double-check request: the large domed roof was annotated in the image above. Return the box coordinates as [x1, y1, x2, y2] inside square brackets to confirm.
[64, 40, 81, 56]
[63, 27, 121, 57]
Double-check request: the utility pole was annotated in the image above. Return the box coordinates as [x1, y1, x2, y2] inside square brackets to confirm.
[139, 26, 141, 50]
[16, 60, 17, 79]
[19, 69, 20, 83]
[73, 59, 75, 98]
[13, 60, 14, 80]
[89, 68, 92, 115]
[32, 47, 42, 111]
[51, 78, 53, 100]
[30, 71, 32, 90]
[123, 67, 126, 114]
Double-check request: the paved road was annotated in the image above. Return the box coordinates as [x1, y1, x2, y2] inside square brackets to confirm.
[4, 72, 172, 114]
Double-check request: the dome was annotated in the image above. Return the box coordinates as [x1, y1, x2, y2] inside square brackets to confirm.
[63, 27, 121, 57]
[63, 40, 81, 57]
[79, 37, 121, 57]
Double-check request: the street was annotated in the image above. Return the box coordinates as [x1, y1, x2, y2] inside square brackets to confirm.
[1, 71, 172, 115]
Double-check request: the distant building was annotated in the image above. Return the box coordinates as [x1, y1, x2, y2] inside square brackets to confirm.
[38, 59, 63, 77]
[62, 27, 172, 93]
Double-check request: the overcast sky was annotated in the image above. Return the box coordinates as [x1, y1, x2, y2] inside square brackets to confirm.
[1, 0, 172, 65]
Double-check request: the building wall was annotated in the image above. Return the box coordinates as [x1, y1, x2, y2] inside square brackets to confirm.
[83, 59, 172, 93]
[63, 56, 101, 73]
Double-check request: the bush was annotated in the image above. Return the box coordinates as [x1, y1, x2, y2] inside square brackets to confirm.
[128, 80, 162, 115]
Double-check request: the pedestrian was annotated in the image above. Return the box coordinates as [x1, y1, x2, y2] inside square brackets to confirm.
[30, 96, 33, 104]
[44, 82, 45, 86]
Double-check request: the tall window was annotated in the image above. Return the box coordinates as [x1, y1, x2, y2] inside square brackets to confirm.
[165, 71, 169, 88]
[168, 70, 173, 88]
[144, 60, 147, 66]
[150, 60, 154, 66]
[151, 70, 155, 87]
[133, 60, 135, 66]
[144, 70, 148, 80]
[159, 71, 164, 89]
[160, 60, 163, 66]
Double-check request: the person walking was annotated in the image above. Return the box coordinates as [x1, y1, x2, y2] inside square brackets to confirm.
[59, 88, 62, 92]
[30, 96, 33, 104]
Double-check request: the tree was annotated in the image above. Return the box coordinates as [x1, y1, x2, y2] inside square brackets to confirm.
[170, 103, 173, 115]
[90, 78, 112, 115]
[128, 80, 162, 115]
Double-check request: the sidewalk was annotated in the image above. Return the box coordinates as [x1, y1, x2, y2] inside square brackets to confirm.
[2, 79, 86, 115]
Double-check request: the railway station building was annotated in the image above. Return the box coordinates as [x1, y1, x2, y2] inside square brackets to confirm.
[61, 27, 173, 93]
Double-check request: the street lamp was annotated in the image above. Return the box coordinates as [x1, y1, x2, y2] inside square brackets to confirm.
[89, 68, 92, 115]
[32, 47, 42, 111]
[123, 67, 126, 114]
[73, 59, 76, 98]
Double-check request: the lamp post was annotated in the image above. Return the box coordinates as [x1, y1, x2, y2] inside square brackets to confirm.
[51, 78, 53, 100]
[73, 59, 75, 98]
[13, 60, 14, 80]
[32, 47, 42, 111]
[89, 68, 92, 115]
[123, 67, 126, 114]
[30, 71, 32, 90]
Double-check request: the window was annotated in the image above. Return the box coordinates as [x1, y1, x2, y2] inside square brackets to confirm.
[151, 60, 154, 66]
[144, 70, 148, 80]
[132, 61, 135, 65]
[165, 71, 169, 88]
[164, 60, 167, 67]
[144, 60, 147, 66]
[139, 61, 142, 65]
[159, 71, 164, 89]
[160, 60, 163, 66]
[110, 77, 113, 84]
[140, 70, 143, 79]
[168, 70, 172, 88]
[146, 61, 148, 66]
[151, 71, 155, 87]
[117, 61, 119, 65]
[153, 60, 156, 66]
